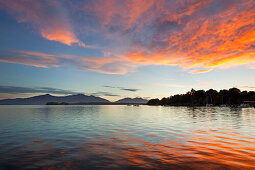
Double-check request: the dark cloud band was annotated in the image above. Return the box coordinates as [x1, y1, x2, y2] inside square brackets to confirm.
[0, 86, 78, 95]
[90, 91, 120, 97]
[104, 86, 140, 92]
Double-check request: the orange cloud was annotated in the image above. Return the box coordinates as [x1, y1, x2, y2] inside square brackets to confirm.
[1, 0, 255, 74]
[40, 28, 85, 47]
[0, 50, 137, 75]
[237, 86, 255, 89]
[89, 0, 157, 29]
[0, 50, 59, 68]
[87, 0, 255, 73]
[189, 69, 213, 74]
[0, 0, 85, 47]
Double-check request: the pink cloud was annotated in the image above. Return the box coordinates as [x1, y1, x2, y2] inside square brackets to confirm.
[0, 51, 59, 68]
[189, 69, 213, 74]
[0, 0, 85, 47]
[236, 86, 255, 89]
[1, 0, 255, 74]
[84, 0, 255, 73]
[0, 50, 137, 74]
[92, 0, 158, 29]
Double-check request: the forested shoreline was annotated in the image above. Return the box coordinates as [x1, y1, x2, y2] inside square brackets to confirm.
[147, 88, 255, 107]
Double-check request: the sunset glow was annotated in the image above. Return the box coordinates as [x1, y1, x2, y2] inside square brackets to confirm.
[0, 1, 255, 169]
[0, 0, 254, 100]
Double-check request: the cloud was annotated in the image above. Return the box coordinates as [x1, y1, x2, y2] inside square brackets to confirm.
[1, 0, 255, 74]
[90, 91, 120, 97]
[103, 86, 120, 89]
[0, 49, 137, 74]
[154, 82, 212, 88]
[236, 86, 255, 89]
[0, 86, 78, 95]
[189, 69, 213, 74]
[89, 0, 157, 30]
[104, 86, 140, 92]
[121, 88, 140, 92]
[0, 54, 59, 68]
[0, 0, 85, 47]
[85, 0, 255, 73]
[153, 83, 189, 88]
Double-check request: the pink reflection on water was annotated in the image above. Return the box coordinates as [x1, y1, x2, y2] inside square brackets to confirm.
[44, 128, 255, 169]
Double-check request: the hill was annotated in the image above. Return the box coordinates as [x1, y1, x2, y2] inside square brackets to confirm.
[115, 97, 148, 104]
[0, 94, 110, 105]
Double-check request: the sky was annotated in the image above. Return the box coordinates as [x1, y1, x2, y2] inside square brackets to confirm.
[0, 0, 255, 101]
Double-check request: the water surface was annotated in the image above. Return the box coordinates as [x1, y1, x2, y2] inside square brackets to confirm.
[0, 105, 255, 169]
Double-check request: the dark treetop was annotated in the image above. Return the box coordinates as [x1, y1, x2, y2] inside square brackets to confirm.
[147, 88, 255, 107]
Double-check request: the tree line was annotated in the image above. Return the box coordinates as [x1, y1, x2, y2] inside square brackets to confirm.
[147, 88, 255, 107]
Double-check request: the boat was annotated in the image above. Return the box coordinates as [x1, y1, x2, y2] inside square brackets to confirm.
[238, 103, 250, 108]
[242, 101, 255, 108]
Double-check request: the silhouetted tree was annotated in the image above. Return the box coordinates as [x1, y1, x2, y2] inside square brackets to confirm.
[147, 99, 161, 105]
[147, 88, 254, 107]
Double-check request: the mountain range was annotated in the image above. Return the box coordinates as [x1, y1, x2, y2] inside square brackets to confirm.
[0, 94, 148, 105]
[115, 97, 148, 104]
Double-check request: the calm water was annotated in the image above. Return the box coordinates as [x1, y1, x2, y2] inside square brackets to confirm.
[0, 105, 255, 170]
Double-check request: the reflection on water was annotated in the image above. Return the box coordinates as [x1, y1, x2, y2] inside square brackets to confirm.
[0, 105, 255, 169]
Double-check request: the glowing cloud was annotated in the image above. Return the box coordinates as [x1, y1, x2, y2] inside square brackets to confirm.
[0, 0, 85, 47]
[1, 0, 255, 74]
[236, 86, 255, 89]
[86, 0, 255, 73]
[0, 50, 137, 75]
[189, 69, 213, 74]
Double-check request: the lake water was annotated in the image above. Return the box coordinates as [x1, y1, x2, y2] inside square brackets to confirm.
[0, 105, 255, 169]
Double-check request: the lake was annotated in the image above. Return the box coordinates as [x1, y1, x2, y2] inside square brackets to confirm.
[0, 105, 255, 169]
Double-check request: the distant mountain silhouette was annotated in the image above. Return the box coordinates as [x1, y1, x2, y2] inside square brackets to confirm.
[0, 94, 110, 105]
[115, 97, 148, 104]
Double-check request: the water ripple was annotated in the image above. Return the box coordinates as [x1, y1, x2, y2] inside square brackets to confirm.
[0, 105, 255, 169]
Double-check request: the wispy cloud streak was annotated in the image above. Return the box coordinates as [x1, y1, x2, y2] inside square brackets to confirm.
[90, 91, 120, 97]
[0, 49, 137, 74]
[121, 88, 140, 92]
[0, 86, 78, 95]
[104, 85, 140, 92]
[154, 82, 212, 88]
[236, 86, 255, 89]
